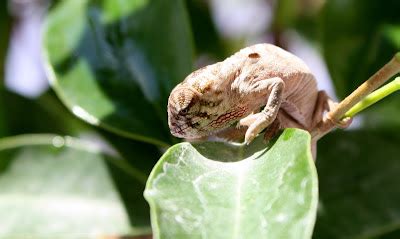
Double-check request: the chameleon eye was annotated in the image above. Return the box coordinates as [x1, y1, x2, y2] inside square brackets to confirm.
[179, 108, 189, 115]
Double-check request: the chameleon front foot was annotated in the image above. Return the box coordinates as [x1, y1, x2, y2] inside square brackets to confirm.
[244, 110, 276, 144]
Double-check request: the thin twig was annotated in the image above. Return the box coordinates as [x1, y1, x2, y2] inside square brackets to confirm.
[311, 53, 400, 141]
[345, 77, 400, 118]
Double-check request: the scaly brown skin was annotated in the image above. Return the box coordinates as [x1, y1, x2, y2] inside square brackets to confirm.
[168, 44, 350, 147]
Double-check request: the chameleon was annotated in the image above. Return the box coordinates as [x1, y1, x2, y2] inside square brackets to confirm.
[167, 43, 350, 146]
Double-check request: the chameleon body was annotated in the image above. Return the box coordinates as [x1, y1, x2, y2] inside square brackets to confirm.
[168, 44, 341, 144]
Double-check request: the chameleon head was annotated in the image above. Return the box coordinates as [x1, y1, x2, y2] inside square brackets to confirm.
[168, 64, 247, 139]
[168, 82, 246, 139]
[167, 84, 206, 138]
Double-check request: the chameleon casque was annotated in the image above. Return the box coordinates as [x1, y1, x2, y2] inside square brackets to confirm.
[167, 44, 348, 146]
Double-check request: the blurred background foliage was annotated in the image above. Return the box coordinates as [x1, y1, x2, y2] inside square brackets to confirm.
[1, 0, 400, 238]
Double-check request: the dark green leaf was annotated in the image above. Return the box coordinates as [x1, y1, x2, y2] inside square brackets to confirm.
[99, 130, 162, 228]
[377, 229, 400, 239]
[0, 87, 7, 137]
[321, 0, 400, 99]
[43, 0, 194, 146]
[186, 0, 227, 59]
[272, 0, 300, 31]
[0, 88, 87, 137]
[145, 129, 318, 239]
[314, 130, 400, 239]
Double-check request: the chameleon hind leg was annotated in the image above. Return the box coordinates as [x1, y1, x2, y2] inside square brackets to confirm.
[310, 91, 352, 132]
[310, 90, 352, 159]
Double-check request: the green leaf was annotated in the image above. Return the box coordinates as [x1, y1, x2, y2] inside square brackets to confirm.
[378, 229, 400, 239]
[0, 88, 87, 137]
[0, 134, 151, 238]
[271, 0, 322, 44]
[0, 87, 7, 138]
[145, 129, 318, 239]
[314, 130, 400, 239]
[272, 0, 300, 31]
[43, 0, 194, 147]
[186, 0, 227, 60]
[99, 130, 162, 228]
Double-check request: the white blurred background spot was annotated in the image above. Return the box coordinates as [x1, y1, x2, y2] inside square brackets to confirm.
[5, 0, 49, 98]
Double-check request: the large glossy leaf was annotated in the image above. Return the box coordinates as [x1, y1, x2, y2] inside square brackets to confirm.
[0, 134, 152, 238]
[43, 0, 194, 147]
[314, 130, 400, 239]
[145, 129, 318, 239]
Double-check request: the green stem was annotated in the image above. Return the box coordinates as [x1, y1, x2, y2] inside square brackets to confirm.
[344, 77, 400, 118]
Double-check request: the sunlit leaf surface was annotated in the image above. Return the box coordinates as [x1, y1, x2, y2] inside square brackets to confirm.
[145, 129, 318, 239]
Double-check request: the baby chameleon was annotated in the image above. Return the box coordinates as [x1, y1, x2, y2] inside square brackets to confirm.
[168, 44, 349, 145]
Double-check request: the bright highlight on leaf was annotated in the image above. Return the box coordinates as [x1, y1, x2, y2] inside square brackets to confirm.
[145, 129, 318, 239]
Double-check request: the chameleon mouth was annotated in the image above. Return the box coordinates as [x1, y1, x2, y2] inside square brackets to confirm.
[170, 122, 208, 139]
[170, 124, 186, 137]
[170, 122, 194, 138]
[171, 129, 185, 138]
